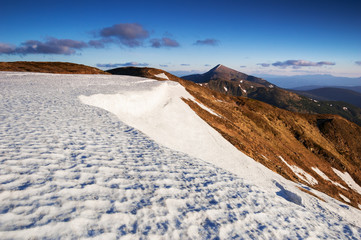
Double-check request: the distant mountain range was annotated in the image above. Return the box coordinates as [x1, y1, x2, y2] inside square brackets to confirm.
[293, 87, 361, 109]
[292, 85, 361, 94]
[265, 77, 361, 108]
[182, 64, 361, 126]
[259, 74, 361, 89]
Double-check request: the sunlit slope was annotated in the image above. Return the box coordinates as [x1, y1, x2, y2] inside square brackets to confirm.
[110, 66, 361, 208]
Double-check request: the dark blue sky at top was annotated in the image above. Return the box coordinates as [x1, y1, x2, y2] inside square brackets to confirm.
[1, 0, 361, 77]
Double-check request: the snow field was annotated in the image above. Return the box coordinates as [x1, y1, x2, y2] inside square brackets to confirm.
[0, 72, 360, 239]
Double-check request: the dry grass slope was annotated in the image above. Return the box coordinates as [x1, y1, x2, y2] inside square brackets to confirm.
[106, 67, 172, 80]
[182, 80, 361, 208]
[0, 61, 109, 75]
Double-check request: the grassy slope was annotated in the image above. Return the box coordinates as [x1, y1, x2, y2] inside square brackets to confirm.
[0, 61, 109, 75]
[200, 79, 361, 126]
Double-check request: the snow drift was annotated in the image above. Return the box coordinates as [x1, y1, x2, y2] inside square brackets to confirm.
[79, 77, 361, 224]
[79, 81, 274, 187]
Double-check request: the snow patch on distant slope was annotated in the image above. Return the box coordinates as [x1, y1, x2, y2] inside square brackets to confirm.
[312, 167, 347, 190]
[339, 194, 351, 203]
[312, 167, 331, 181]
[154, 73, 169, 80]
[333, 168, 361, 194]
[189, 99, 221, 117]
[279, 157, 318, 185]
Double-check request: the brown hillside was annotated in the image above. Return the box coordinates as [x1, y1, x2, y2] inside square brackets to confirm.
[109, 66, 361, 208]
[183, 65, 361, 126]
[0, 61, 109, 75]
[182, 81, 361, 208]
[106, 67, 173, 81]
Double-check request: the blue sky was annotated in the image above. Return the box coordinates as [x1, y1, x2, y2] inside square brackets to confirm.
[1, 0, 361, 77]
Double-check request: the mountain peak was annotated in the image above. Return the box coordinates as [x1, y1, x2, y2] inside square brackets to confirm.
[209, 64, 233, 73]
[208, 64, 223, 72]
[182, 64, 270, 85]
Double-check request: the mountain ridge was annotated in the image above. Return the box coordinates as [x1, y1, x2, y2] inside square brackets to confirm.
[292, 85, 361, 93]
[293, 87, 361, 108]
[0, 61, 109, 75]
[261, 74, 361, 89]
[182, 64, 361, 126]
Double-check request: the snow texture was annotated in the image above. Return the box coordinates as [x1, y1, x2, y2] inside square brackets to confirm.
[0, 72, 361, 239]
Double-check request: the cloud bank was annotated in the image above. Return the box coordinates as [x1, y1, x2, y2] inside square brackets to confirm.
[194, 39, 219, 46]
[0, 43, 16, 54]
[272, 60, 335, 68]
[150, 38, 180, 48]
[99, 23, 149, 47]
[1, 23, 181, 55]
[257, 63, 270, 67]
[0, 38, 87, 55]
[355, 61, 361, 66]
[95, 23, 180, 49]
[96, 62, 149, 68]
